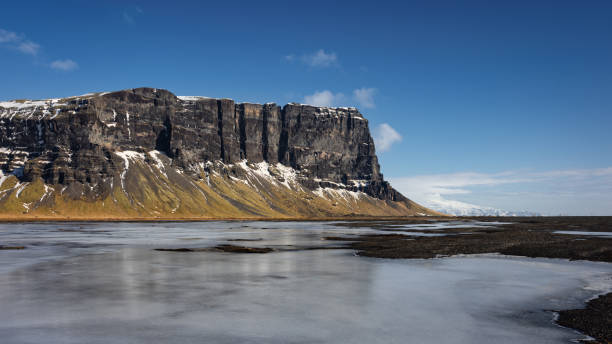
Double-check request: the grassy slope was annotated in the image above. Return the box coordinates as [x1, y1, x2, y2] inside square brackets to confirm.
[0, 159, 439, 220]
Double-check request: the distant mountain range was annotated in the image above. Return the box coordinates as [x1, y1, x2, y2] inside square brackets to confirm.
[422, 197, 540, 216]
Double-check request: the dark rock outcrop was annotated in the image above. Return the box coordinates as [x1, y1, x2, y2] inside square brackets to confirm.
[0, 87, 401, 203]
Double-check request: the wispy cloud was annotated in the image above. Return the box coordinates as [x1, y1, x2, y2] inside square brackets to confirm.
[302, 87, 377, 109]
[17, 41, 40, 55]
[1, 28, 77, 69]
[0, 29, 19, 43]
[122, 6, 143, 24]
[392, 171, 524, 196]
[286, 49, 338, 68]
[303, 49, 337, 67]
[0, 28, 40, 55]
[50, 59, 78, 71]
[389, 168, 612, 215]
[353, 87, 376, 109]
[303, 90, 345, 107]
[122, 11, 135, 24]
[373, 123, 402, 152]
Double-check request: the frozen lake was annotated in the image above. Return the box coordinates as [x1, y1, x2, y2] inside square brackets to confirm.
[0, 221, 611, 343]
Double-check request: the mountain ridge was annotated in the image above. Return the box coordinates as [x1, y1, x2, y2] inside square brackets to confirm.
[0, 87, 439, 219]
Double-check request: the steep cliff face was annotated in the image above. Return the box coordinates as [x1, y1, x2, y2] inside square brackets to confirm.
[0, 88, 435, 219]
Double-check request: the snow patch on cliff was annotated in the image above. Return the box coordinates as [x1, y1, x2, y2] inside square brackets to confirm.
[125, 112, 131, 140]
[237, 161, 278, 187]
[313, 187, 363, 201]
[0, 100, 55, 109]
[349, 179, 369, 187]
[14, 183, 28, 198]
[0, 170, 6, 188]
[114, 151, 145, 191]
[115, 151, 145, 169]
[148, 150, 168, 177]
[0, 99, 67, 121]
[274, 163, 299, 189]
[38, 184, 54, 203]
[178, 96, 213, 101]
[234, 160, 303, 190]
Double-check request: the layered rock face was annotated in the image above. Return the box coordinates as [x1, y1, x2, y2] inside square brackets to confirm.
[0, 88, 433, 219]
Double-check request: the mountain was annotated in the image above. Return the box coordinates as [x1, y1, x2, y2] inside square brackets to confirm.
[422, 197, 539, 216]
[0, 88, 437, 219]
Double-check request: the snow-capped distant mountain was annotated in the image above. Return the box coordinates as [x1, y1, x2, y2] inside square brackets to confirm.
[423, 198, 539, 216]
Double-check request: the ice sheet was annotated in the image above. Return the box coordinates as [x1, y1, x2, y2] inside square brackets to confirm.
[0, 221, 610, 344]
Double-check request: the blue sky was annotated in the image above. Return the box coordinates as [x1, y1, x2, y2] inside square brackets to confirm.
[1, 1, 611, 215]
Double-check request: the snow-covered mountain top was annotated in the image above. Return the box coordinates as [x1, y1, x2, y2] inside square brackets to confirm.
[0, 92, 112, 110]
[0, 99, 63, 109]
[423, 197, 539, 216]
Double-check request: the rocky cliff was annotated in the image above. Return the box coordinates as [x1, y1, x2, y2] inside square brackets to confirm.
[0, 88, 436, 219]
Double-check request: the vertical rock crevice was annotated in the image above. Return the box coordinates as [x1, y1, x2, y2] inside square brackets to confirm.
[155, 115, 173, 157]
[278, 106, 289, 164]
[262, 106, 269, 162]
[217, 101, 225, 162]
[238, 105, 247, 160]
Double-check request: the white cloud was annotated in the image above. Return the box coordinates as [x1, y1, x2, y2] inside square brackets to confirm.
[301, 87, 377, 109]
[373, 123, 402, 152]
[303, 90, 345, 107]
[122, 6, 143, 24]
[353, 87, 376, 109]
[389, 172, 525, 215]
[17, 41, 40, 55]
[0, 29, 19, 43]
[0, 28, 40, 55]
[301, 49, 337, 67]
[391, 171, 524, 197]
[51, 59, 79, 71]
[389, 167, 612, 216]
[284, 54, 295, 62]
[1, 28, 77, 69]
